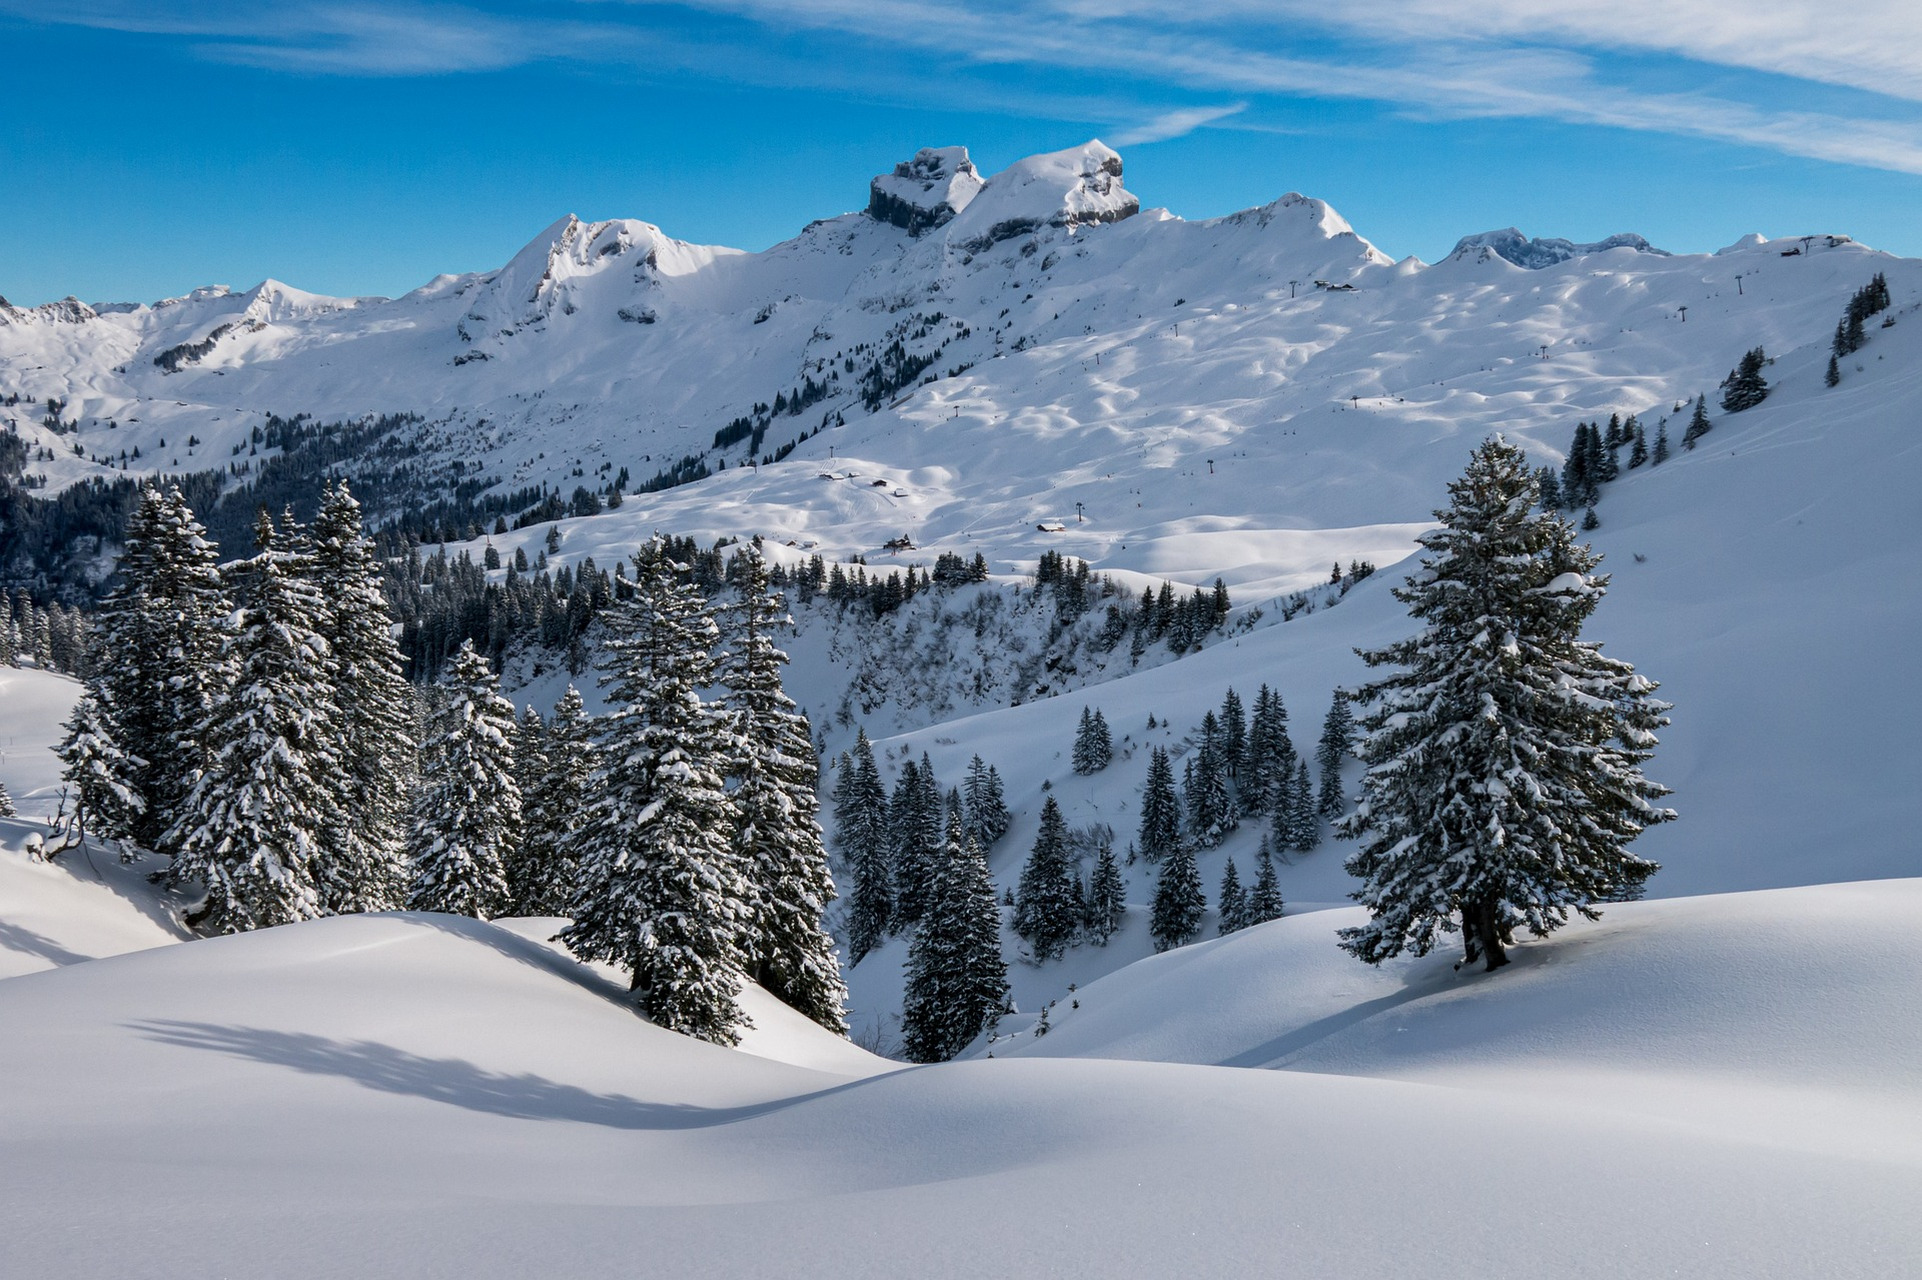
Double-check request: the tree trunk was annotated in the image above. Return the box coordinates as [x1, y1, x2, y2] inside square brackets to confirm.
[1471, 896, 1510, 972]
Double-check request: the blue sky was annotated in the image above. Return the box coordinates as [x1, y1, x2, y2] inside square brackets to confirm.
[6, 1, 1921, 305]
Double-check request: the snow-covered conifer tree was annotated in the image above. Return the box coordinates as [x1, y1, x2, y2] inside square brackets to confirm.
[901, 813, 1008, 1063]
[1682, 395, 1712, 450]
[53, 690, 145, 852]
[719, 549, 847, 1032]
[1339, 436, 1674, 971]
[1149, 836, 1204, 952]
[169, 512, 341, 934]
[1013, 795, 1078, 962]
[1183, 732, 1235, 849]
[838, 729, 894, 964]
[1287, 760, 1319, 852]
[1316, 690, 1354, 820]
[514, 686, 598, 916]
[1247, 837, 1285, 925]
[1085, 842, 1126, 945]
[563, 541, 751, 1044]
[1071, 706, 1113, 774]
[1136, 746, 1181, 863]
[505, 704, 552, 911]
[88, 485, 228, 851]
[407, 640, 519, 919]
[962, 754, 1011, 848]
[1219, 687, 1246, 781]
[311, 481, 413, 912]
[1217, 858, 1248, 935]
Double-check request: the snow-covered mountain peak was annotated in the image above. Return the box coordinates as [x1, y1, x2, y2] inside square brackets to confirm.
[867, 146, 984, 235]
[0, 295, 98, 327]
[1449, 227, 1668, 269]
[945, 140, 1139, 248]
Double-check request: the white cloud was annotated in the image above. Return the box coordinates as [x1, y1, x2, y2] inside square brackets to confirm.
[1112, 103, 1246, 145]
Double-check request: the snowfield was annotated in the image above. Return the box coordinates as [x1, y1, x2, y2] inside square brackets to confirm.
[5, 139, 1922, 1273]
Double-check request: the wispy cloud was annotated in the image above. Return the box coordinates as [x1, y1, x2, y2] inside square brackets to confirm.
[10, 0, 1922, 174]
[1112, 103, 1246, 145]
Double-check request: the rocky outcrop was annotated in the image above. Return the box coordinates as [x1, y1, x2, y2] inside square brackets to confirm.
[867, 147, 985, 235]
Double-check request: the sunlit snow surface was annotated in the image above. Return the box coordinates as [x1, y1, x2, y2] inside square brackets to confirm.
[5, 145, 1922, 1273]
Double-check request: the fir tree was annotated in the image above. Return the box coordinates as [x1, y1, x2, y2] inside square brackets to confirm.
[1652, 419, 1671, 465]
[1826, 354, 1841, 388]
[53, 690, 146, 853]
[516, 687, 599, 917]
[505, 705, 550, 910]
[0, 777, 12, 818]
[1217, 858, 1248, 935]
[1013, 795, 1079, 962]
[901, 813, 1008, 1062]
[407, 640, 519, 920]
[837, 729, 894, 964]
[1628, 421, 1648, 469]
[962, 754, 1012, 849]
[168, 512, 341, 934]
[1720, 347, 1770, 413]
[1085, 842, 1126, 945]
[1219, 687, 1246, 780]
[1184, 728, 1236, 849]
[1136, 746, 1182, 863]
[1316, 689, 1353, 821]
[1149, 838, 1204, 952]
[1682, 395, 1712, 450]
[562, 541, 751, 1044]
[1339, 437, 1674, 971]
[1287, 759, 1319, 852]
[1247, 837, 1285, 925]
[890, 755, 945, 928]
[311, 481, 413, 913]
[1243, 684, 1297, 816]
[719, 549, 847, 1032]
[1536, 465, 1563, 511]
[88, 485, 228, 851]
[1072, 706, 1113, 775]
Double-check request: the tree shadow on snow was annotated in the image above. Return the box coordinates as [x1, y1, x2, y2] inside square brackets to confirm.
[128, 1019, 856, 1130]
[394, 911, 634, 1007]
[0, 919, 95, 967]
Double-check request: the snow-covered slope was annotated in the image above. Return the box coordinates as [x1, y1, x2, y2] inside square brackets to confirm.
[1, 869, 1916, 1277]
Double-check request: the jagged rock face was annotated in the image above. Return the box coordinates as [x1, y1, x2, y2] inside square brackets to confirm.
[1450, 227, 1668, 269]
[868, 147, 985, 236]
[0, 296, 98, 327]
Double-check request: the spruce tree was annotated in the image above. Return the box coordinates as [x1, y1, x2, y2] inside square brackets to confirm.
[1149, 837, 1204, 952]
[1339, 437, 1674, 972]
[407, 640, 519, 920]
[1217, 858, 1248, 935]
[1085, 842, 1126, 945]
[1826, 354, 1842, 388]
[53, 690, 146, 853]
[1072, 706, 1113, 775]
[1183, 731, 1235, 849]
[1247, 837, 1285, 925]
[1219, 688, 1246, 780]
[901, 813, 1008, 1062]
[1287, 759, 1319, 851]
[1316, 689, 1353, 820]
[1136, 746, 1181, 863]
[889, 755, 945, 928]
[562, 541, 751, 1044]
[505, 705, 551, 911]
[838, 729, 894, 964]
[1628, 421, 1648, 469]
[1652, 419, 1671, 465]
[168, 512, 341, 934]
[1720, 347, 1769, 413]
[311, 481, 413, 913]
[962, 754, 1011, 848]
[1013, 795, 1079, 962]
[1243, 684, 1296, 816]
[0, 777, 12, 818]
[719, 549, 847, 1032]
[516, 687, 599, 917]
[89, 485, 228, 851]
[1682, 395, 1712, 450]
[1536, 466, 1563, 511]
